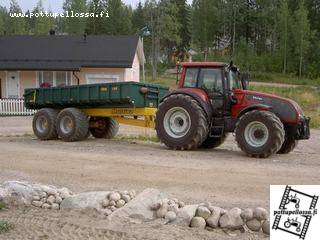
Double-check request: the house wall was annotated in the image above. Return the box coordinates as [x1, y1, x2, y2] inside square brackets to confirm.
[124, 52, 140, 82]
[0, 71, 5, 98]
[75, 67, 126, 84]
[19, 71, 37, 97]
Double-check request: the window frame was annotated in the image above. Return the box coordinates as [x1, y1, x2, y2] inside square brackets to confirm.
[37, 71, 72, 88]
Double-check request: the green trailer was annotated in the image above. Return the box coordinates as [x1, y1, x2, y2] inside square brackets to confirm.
[24, 82, 169, 142]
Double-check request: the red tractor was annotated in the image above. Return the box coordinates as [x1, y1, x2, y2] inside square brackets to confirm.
[155, 62, 310, 158]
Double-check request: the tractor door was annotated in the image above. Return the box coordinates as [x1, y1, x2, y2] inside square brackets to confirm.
[197, 68, 225, 115]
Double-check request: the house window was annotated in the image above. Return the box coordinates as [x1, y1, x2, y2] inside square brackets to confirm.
[37, 71, 72, 87]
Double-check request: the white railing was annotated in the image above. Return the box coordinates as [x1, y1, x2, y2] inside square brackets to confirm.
[0, 98, 36, 116]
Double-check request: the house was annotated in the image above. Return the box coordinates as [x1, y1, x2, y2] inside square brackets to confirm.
[0, 35, 145, 99]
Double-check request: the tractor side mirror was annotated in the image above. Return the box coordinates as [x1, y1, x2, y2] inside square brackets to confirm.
[241, 73, 250, 90]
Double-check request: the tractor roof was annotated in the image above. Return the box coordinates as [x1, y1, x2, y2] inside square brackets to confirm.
[180, 62, 226, 68]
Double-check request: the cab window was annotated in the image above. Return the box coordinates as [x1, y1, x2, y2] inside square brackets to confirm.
[184, 68, 198, 87]
[198, 68, 223, 93]
[229, 70, 242, 90]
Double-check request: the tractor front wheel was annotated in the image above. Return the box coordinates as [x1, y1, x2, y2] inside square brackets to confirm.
[277, 134, 297, 154]
[200, 133, 229, 149]
[89, 117, 119, 139]
[155, 94, 208, 150]
[235, 110, 285, 158]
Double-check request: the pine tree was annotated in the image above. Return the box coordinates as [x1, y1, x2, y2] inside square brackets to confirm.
[0, 6, 6, 35]
[6, 0, 26, 34]
[132, 1, 146, 33]
[63, 0, 87, 34]
[292, 0, 311, 77]
[32, 0, 54, 35]
[85, 0, 105, 34]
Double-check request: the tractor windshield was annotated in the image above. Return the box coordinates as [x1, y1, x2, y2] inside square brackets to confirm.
[228, 70, 242, 90]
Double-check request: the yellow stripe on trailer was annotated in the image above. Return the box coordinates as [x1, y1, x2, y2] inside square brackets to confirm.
[81, 107, 157, 128]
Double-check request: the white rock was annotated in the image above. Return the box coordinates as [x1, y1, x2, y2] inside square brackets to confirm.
[100, 208, 113, 216]
[40, 198, 47, 203]
[178, 201, 185, 208]
[196, 206, 211, 220]
[46, 188, 58, 197]
[55, 196, 63, 204]
[42, 203, 50, 209]
[219, 208, 244, 230]
[165, 211, 177, 223]
[156, 203, 168, 218]
[253, 207, 268, 221]
[116, 199, 126, 208]
[206, 207, 222, 228]
[110, 206, 117, 211]
[51, 203, 60, 210]
[108, 188, 167, 221]
[246, 218, 261, 232]
[109, 192, 121, 202]
[47, 195, 55, 205]
[101, 199, 109, 208]
[241, 208, 254, 221]
[128, 190, 136, 199]
[39, 192, 47, 198]
[262, 220, 270, 235]
[58, 188, 71, 199]
[122, 194, 131, 203]
[168, 204, 179, 214]
[32, 195, 40, 201]
[31, 200, 43, 208]
[172, 204, 198, 226]
[190, 217, 206, 228]
[0, 187, 9, 202]
[2, 181, 36, 205]
[109, 200, 116, 206]
[60, 191, 110, 210]
[150, 202, 162, 211]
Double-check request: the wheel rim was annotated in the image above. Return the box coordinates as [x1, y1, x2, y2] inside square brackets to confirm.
[36, 116, 48, 133]
[60, 116, 74, 134]
[163, 107, 191, 138]
[244, 121, 269, 148]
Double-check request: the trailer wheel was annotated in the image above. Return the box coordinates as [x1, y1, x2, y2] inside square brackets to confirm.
[89, 117, 119, 139]
[32, 108, 58, 140]
[200, 133, 229, 149]
[277, 135, 297, 154]
[155, 94, 208, 150]
[235, 110, 285, 158]
[56, 108, 89, 142]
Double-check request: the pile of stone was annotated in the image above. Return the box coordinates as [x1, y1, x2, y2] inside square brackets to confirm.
[150, 198, 185, 223]
[99, 190, 136, 216]
[241, 207, 270, 235]
[31, 186, 72, 210]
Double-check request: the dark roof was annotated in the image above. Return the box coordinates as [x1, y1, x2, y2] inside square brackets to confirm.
[0, 35, 140, 71]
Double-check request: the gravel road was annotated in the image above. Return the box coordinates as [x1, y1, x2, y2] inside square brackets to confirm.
[0, 116, 319, 239]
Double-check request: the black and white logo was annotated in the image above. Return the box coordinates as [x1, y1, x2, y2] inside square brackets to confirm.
[270, 185, 319, 240]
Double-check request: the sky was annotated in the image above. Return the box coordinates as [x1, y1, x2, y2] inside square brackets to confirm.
[1, 0, 192, 12]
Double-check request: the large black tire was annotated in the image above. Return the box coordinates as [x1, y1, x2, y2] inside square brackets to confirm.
[277, 135, 297, 154]
[32, 108, 58, 140]
[200, 133, 229, 149]
[155, 94, 209, 150]
[56, 108, 89, 142]
[235, 110, 285, 158]
[89, 117, 119, 139]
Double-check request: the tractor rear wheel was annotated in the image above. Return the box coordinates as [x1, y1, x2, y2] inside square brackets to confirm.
[200, 133, 229, 149]
[89, 117, 119, 139]
[277, 134, 297, 154]
[32, 108, 58, 140]
[56, 108, 89, 142]
[155, 94, 208, 150]
[235, 110, 285, 158]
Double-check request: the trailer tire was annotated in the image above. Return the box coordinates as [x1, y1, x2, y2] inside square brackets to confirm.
[235, 110, 285, 158]
[32, 108, 58, 140]
[90, 117, 119, 139]
[200, 133, 229, 149]
[277, 135, 297, 154]
[155, 94, 208, 150]
[56, 108, 89, 142]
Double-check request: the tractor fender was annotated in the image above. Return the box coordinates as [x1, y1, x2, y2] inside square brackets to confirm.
[160, 90, 213, 121]
[237, 104, 272, 120]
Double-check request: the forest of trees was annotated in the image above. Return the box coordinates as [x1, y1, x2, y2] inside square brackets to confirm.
[1, 0, 320, 79]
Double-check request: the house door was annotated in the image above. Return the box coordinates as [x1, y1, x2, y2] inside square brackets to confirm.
[7, 71, 20, 98]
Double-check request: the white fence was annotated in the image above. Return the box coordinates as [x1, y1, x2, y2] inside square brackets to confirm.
[0, 98, 36, 116]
